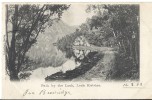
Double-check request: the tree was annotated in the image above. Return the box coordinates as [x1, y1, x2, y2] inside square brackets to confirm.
[86, 4, 139, 79]
[79, 23, 90, 33]
[86, 4, 139, 66]
[5, 4, 69, 80]
[104, 5, 139, 66]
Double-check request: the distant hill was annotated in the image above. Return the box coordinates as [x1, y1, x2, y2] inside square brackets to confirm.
[26, 20, 77, 69]
[45, 20, 77, 41]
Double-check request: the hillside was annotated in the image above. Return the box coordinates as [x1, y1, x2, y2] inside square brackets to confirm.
[45, 20, 77, 40]
[26, 20, 77, 70]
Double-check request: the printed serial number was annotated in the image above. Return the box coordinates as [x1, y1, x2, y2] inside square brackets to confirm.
[123, 82, 142, 88]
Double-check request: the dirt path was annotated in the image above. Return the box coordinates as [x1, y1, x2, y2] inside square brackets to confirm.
[73, 50, 117, 81]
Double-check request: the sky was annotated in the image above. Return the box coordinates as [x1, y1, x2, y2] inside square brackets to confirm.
[61, 4, 94, 26]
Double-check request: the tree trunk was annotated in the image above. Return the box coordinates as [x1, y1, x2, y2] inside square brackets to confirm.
[8, 5, 19, 80]
[10, 71, 19, 80]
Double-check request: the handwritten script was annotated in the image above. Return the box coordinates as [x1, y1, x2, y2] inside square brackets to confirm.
[23, 88, 71, 96]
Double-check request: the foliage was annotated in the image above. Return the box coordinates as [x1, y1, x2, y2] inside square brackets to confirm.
[5, 4, 69, 80]
[56, 29, 83, 58]
[56, 4, 139, 80]
[86, 4, 139, 80]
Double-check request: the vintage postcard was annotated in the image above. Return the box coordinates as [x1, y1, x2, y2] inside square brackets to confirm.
[1, 2, 152, 99]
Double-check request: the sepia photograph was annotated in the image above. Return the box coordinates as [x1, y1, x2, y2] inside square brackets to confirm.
[4, 3, 140, 82]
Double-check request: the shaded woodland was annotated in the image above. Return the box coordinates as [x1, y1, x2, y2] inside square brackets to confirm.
[56, 4, 139, 80]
